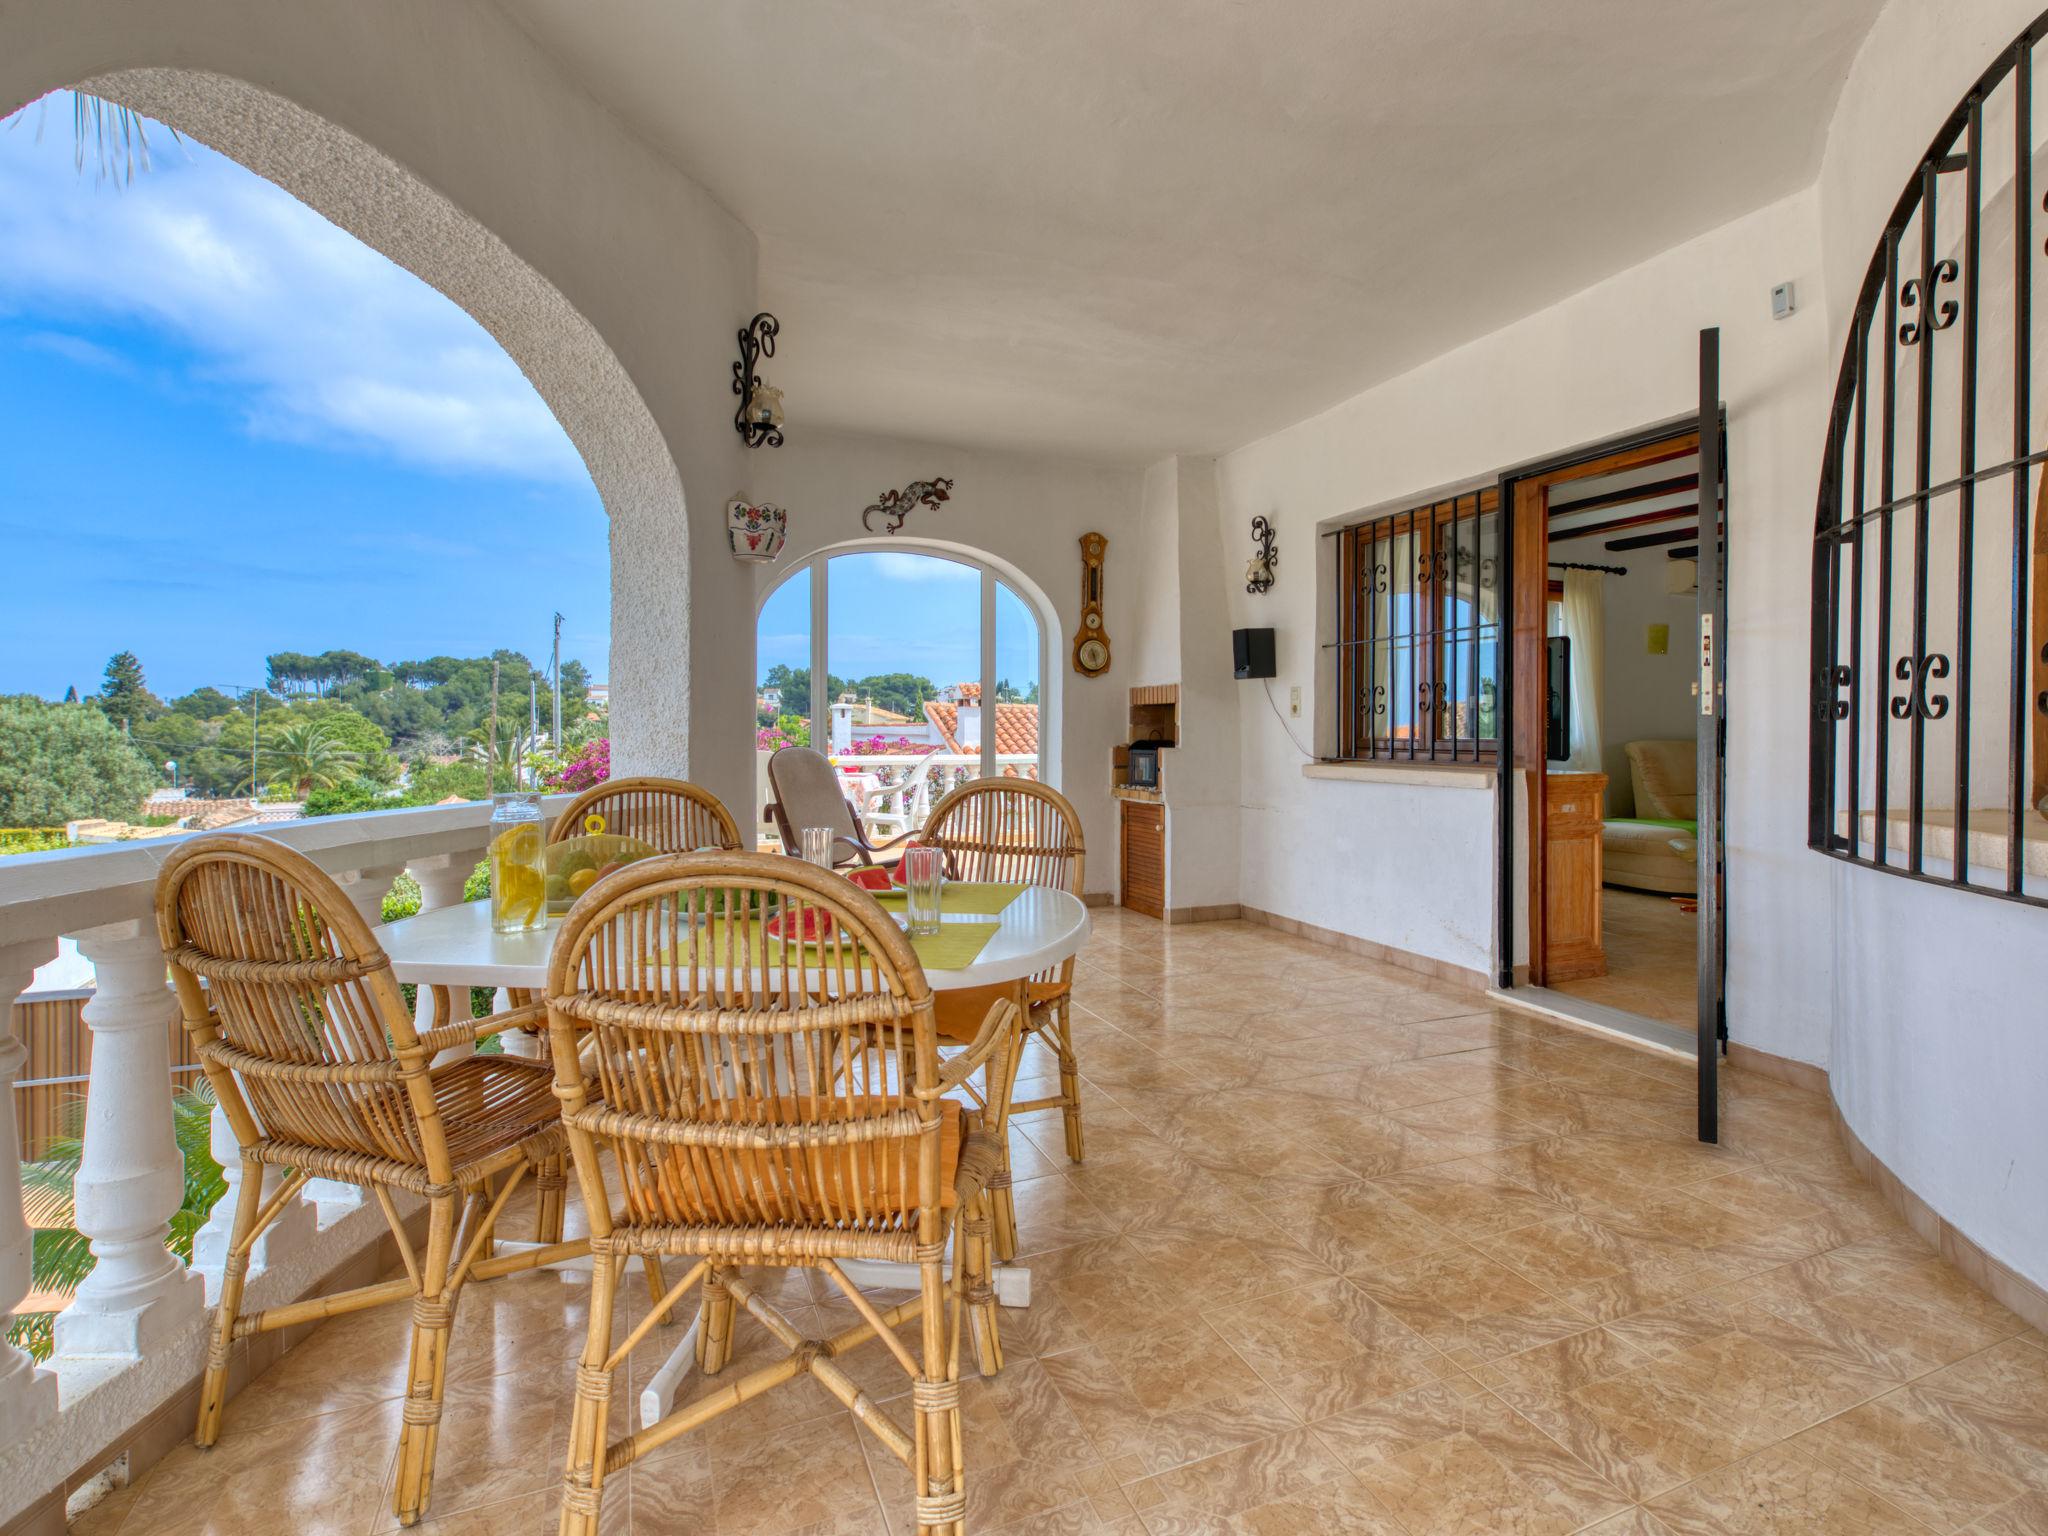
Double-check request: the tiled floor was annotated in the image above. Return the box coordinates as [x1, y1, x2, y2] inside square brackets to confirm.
[79, 911, 2046, 1535]
[1552, 889, 1695, 1031]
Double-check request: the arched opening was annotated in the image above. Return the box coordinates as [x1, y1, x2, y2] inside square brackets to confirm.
[753, 539, 1058, 848]
[36, 67, 691, 776]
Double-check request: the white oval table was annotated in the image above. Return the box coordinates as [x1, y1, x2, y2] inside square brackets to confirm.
[372, 883, 1088, 1424]
[373, 883, 1091, 993]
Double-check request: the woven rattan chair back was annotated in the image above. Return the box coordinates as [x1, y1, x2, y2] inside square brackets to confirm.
[921, 777, 1086, 894]
[549, 775, 742, 853]
[545, 850, 946, 1251]
[155, 832, 444, 1175]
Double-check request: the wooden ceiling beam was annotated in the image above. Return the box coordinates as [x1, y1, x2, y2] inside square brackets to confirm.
[1547, 472, 1698, 517]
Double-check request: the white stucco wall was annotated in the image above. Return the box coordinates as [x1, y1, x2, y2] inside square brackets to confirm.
[1813, 0, 2048, 1290]
[0, 0, 759, 819]
[750, 427, 1143, 899]
[1215, 190, 1835, 1028]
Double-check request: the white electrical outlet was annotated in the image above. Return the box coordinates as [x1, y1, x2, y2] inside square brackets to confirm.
[1288, 686, 1302, 717]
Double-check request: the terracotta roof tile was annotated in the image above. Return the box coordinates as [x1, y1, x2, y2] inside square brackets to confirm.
[921, 701, 1038, 757]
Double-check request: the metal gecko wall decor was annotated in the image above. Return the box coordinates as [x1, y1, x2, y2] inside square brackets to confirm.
[861, 477, 955, 534]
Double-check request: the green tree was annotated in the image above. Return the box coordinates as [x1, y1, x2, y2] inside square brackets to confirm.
[0, 697, 158, 823]
[169, 686, 238, 719]
[264, 718, 361, 796]
[851, 672, 937, 717]
[98, 651, 161, 728]
[407, 759, 489, 803]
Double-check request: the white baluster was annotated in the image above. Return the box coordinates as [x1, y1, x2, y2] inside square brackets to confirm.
[191, 1096, 315, 1295]
[53, 920, 205, 1358]
[405, 852, 484, 1067]
[0, 942, 58, 1437]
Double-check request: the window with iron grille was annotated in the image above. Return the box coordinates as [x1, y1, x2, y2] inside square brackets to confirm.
[1333, 488, 1502, 762]
[1809, 14, 2048, 906]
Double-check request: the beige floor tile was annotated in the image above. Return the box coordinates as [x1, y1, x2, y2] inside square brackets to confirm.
[1124, 1427, 1355, 1526]
[1039, 1344, 1300, 1478]
[1346, 1245, 1595, 1365]
[1645, 1442, 1927, 1534]
[1311, 1378, 1629, 1535]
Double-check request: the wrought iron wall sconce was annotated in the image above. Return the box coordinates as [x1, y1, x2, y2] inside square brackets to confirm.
[1246, 515, 1277, 594]
[733, 312, 785, 447]
[862, 477, 954, 534]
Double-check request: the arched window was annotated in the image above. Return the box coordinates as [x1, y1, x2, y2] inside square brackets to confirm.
[755, 546, 1051, 843]
[1811, 17, 2048, 906]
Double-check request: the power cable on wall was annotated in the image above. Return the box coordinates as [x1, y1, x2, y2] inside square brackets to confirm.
[1261, 679, 1314, 761]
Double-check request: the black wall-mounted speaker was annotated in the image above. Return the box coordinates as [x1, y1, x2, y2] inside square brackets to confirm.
[1233, 627, 1275, 680]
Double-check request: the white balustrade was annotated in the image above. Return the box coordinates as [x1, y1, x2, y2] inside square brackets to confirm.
[0, 941, 58, 1438]
[51, 920, 205, 1358]
[834, 752, 1041, 841]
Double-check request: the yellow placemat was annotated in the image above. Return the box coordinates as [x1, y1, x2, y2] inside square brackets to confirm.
[871, 881, 1027, 917]
[695, 917, 1001, 972]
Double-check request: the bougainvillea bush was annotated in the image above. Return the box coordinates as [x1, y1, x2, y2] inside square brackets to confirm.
[544, 738, 610, 791]
[839, 735, 941, 757]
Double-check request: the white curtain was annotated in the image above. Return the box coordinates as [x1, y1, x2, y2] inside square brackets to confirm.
[1561, 569, 1605, 772]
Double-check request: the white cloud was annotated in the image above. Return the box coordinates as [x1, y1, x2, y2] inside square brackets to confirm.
[20, 329, 136, 374]
[0, 111, 585, 483]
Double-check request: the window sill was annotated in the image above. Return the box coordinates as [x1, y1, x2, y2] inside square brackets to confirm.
[1302, 761, 1496, 790]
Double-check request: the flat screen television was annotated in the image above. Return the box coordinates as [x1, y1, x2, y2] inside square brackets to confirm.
[1546, 635, 1572, 762]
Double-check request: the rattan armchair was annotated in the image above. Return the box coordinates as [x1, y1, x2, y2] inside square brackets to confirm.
[922, 778, 1087, 1246]
[549, 775, 742, 852]
[154, 834, 575, 1528]
[546, 853, 1013, 1536]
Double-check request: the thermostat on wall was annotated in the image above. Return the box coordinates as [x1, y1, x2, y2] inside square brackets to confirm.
[1771, 281, 1797, 319]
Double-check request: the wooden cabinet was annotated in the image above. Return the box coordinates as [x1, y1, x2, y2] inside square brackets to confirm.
[1541, 771, 1607, 983]
[1119, 799, 1165, 919]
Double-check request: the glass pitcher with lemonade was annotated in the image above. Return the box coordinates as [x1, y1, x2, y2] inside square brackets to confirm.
[489, 793, 548, 934]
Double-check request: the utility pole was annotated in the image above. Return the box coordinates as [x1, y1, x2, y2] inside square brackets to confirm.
[551, 612, 563, 754]
[528, 675, 539, 789]
[488, 659, 501, 795]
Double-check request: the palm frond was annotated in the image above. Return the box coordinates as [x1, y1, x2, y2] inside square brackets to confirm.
[3, 90, 183, 186]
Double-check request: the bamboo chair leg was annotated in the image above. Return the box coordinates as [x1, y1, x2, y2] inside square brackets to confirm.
[913, 1253, 966, 1536]
[989, 1007, 1028, 1263]
[194, 1154, 267, 1447]
[696, 1266, 736, 1375]
[964, 1193, 1003, 1379]
[532, 1153, 566, 1244]
[1051, 1003, 1085, 1163]
[558, 1250, 619, 1536]
[646, 1254, 679, 1326]
[393, 1196, 459, 1527]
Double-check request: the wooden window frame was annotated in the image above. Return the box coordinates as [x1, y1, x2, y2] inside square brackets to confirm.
[1333, 488, 1502, 764]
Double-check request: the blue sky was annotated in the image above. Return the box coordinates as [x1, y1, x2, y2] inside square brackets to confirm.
[0, 99, 1039, 707]
[0, 101, 607, 701]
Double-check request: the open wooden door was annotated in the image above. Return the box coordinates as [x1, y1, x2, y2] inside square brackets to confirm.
[1695, 328, 1726, 1143]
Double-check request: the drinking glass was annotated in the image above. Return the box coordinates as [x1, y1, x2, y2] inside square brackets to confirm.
[488, 793, 548, 934]
[800, 826, 836, 868]
[903, 845, 943, 937]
